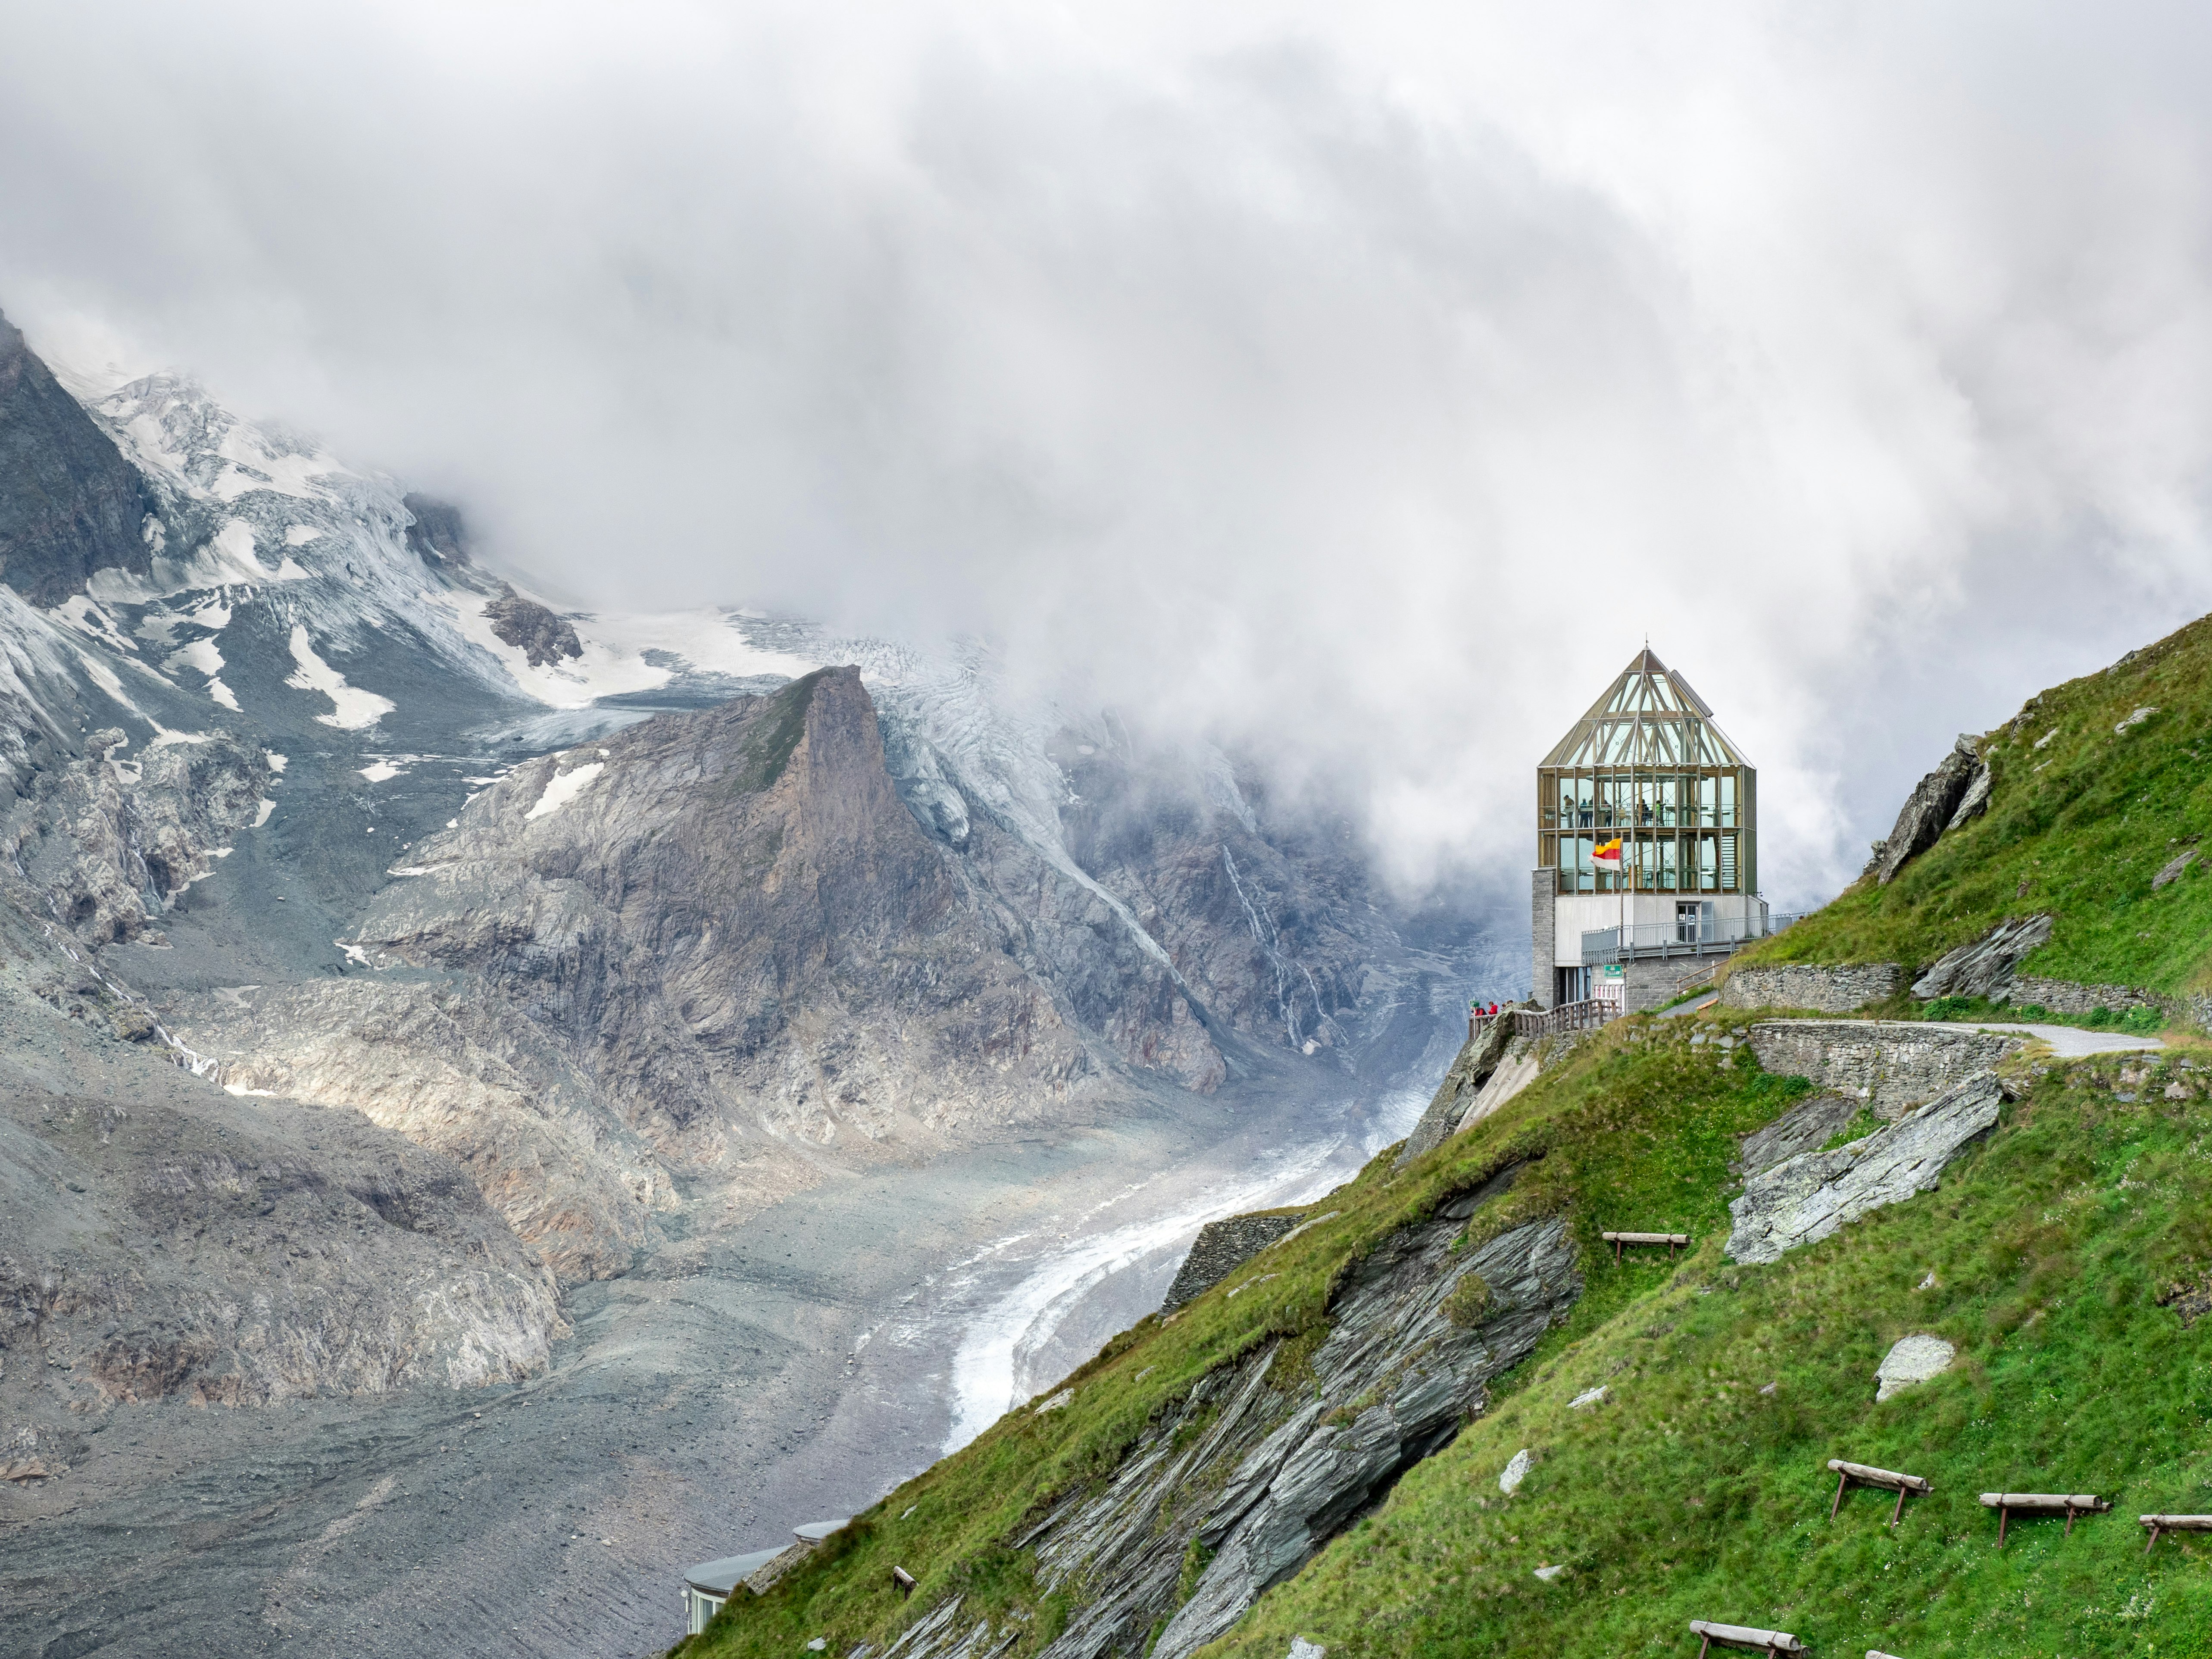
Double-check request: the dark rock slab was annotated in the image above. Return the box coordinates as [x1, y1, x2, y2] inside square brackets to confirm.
[1736, 1091, 1862, 1177]
[1911, 913, 2055, 1000]
[1870, 736, 1983, 885]
[1726, 1072, 2003, 1265]
[0, 309, 156, 605]
[483, 581, 582, 666]
[1395, 1011, 1518, 1168]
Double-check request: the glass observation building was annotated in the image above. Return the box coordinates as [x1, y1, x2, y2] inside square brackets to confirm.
[1531, 649, 1767, 1010]
[1538, 648, 1755, 898]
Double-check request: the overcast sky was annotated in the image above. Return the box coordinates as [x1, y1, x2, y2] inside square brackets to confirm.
[4, 1, 2210, 909]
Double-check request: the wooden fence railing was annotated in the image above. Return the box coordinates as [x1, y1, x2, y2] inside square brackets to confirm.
[1469, 998, 1615, 1041]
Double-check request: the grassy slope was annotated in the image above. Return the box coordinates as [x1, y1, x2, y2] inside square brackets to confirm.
[679, 1026, 1818, 1658]
[1213, 1036, 2212, 1659]
[672, 615, 2212, 1659]
[1734, 610, 2212, 996]
[682, 1008, 2212, 1659]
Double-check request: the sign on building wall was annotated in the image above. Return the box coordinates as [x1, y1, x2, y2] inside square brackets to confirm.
[1597, 962, 1625, 1006]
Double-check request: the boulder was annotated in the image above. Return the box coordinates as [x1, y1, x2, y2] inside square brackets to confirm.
[2153, 850, 2199, 891]
[1725, 1073, 2003, 1265]
[1875, 1334, 1956, 1400]
[1499, 1448, 1532, 1495]
[1873, 736, 1984, 885]
[1911, 914, 2054, 1001]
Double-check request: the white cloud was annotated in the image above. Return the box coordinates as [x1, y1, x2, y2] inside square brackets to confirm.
[3, 1, 2210, 906]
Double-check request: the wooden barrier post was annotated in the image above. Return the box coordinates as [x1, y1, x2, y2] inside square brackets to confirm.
[1603, 1231, 1690, 1265]
[2140, 1514, 2212, 1554]
[1826, 1460, 1932, 1528]
[1688, 1620, 1804, 1659]
[1980, 1492, 2111, 1547]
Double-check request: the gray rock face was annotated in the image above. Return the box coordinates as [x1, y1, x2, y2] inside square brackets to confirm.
[0, 902, 556, 1422]
[1746, 1021, 2018, 1118]
[0, 310, 156, 606]
[1162, 1211, 1309, 1311]
[481, 582, 582, 667]
[1945, 760, 1993, 831]
[1873, 736, 1984, 885]
[401, 493, 470, 564]
[992, 1193, 1579, 1659]
[1396, 1012, 1518, 1168]
[1736, 1091, 1862, 1177]
[0, 729, 272, 946]
[1911, 913, 2055, 1001]
[1499, 1447, 1532, 1494]
[1875, 1334, 1955, 1400]
[1719, 963, 1900, 1014]
[1726, 1073, 2003, 1265]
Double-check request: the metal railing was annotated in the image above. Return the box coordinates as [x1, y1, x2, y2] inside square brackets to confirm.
[1581, 911, 1801, 966]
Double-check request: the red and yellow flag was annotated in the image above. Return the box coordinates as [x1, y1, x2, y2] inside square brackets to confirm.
[1592, 837, 1624, 867]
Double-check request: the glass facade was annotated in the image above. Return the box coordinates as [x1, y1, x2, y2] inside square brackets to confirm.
[1537, 650, 1756, 895]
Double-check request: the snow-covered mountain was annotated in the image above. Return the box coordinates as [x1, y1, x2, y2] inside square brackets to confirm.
[0, 309, 1517, 1659]
[0, 314, 1507, 1294]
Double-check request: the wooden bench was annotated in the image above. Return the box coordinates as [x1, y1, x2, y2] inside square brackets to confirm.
[1690, 1620, 1805, 1659]
[1603, 1230, 1690, 1264]
[891, 1565, 918, 1596]
[2139, 1514, 2212, 1554]
[1980, 1492, 2111, 1546]
[1828, 1459, 1932, 1527]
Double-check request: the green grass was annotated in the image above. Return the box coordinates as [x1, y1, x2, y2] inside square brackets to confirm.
[1207, 1047, 2212, 1659]
[1735, 610, 2212, 996]
[676, 1018, 1830, 1658]
[730, 668, 828, 794]
[672, 613, 2212, 1659]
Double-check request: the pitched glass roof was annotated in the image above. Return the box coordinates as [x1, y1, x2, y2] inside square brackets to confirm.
[1539, 649, 1752, 770]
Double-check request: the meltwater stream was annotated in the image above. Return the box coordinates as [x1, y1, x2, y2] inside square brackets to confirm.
[936, 1064, 1443, 1453]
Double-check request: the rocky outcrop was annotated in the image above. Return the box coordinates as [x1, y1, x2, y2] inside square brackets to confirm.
[1869, 736, 1985, 885]
[1457, 1035, 1543, 1132]
[0, 905, 558, 1417]
[1746, 1020, 2018, 1118]
[1161, 1211, 1310, 1311]
[1726, 1073, 2003, 1265]
[951, 1182, 1582, 1659]
[1395, 1013, 1518, 1167]
[172, 979, 672, 1283]
[186, 668, 1101, 1241]
[0, 310, 156, 606]
[1735, 1091, 1862, 1177]
[0, 729, 272, 945]
[1911, 914, 2054, 1001]
[482, 581, 582, 666]
[1719, 962, 1900, 1013]
[402, 493, 471, 564]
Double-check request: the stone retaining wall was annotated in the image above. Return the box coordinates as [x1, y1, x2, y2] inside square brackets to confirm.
[1719, 962, 1900, 1014]
[1160, 1211, 1307, 1310]
[2009, 976, 2161, 1016]
[1746, 1019, 2018, 1118]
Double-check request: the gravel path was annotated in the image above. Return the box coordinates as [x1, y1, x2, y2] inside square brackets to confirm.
[1919, 1020, 2165, 1056]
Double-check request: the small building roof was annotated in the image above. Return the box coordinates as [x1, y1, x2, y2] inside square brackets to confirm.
[793, 1518, 850, 1544]
[1541, 648, 1752, 771]
[684, 1548, 785, 1596]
